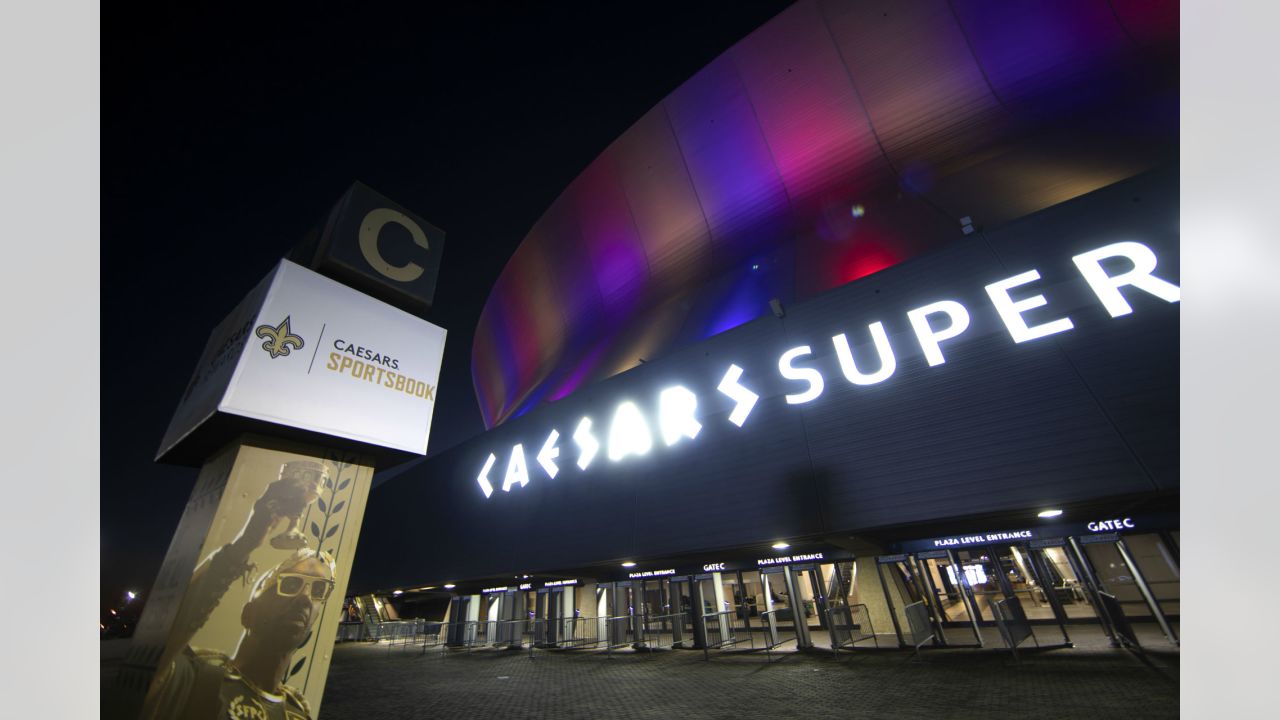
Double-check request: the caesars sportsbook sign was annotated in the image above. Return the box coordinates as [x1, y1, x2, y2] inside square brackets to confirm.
[159, 259, 447, 457]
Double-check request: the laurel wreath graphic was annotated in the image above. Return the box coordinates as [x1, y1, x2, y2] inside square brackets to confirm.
[286, 450, 360, 682]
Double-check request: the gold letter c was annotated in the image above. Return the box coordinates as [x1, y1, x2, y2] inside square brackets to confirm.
[358, 208, 429, 282]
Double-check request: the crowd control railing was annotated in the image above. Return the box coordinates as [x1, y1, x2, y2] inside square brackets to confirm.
[636, 612, 684, 652]
[557, 616, 602, 650]
[415, 621, 446, 653]
[1097, 592, 1142, 650]
[827, 603, 880, 659]
[701, 610, 741, 660]
[902, 601, 936, 662]
[603, 614, 637, 655]
[336, 621, 363, 643]
[756, 609, 796, 662]
[491, 618, 534, 651]
[378, 619, 424, 655]
[992, 596, 1038, 662]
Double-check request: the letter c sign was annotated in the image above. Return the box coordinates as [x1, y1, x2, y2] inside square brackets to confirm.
[359, 207, 430, 282]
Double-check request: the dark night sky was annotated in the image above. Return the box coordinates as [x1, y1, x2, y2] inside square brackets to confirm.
[101, 1, 796, 612]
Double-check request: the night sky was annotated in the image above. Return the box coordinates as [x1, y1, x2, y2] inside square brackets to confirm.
[101, 1, 795, 613]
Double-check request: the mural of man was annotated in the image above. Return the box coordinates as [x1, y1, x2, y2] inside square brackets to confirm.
[141, 462, 336, 720]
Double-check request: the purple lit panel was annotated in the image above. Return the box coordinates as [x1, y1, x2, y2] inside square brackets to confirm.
[665, 56, 792, 259]
[473, 298, 522, 425]
[676, 250, 793, 344]
[612, 106, 713, 293]
[471, 313, 506, 427]
[472, 0, 1179, 428]
[1110, 0, 1179, 53]
[950, 0, 1135, 113]
[572, 152, 650, 311]
[498, 244, 566, 394]
[732, 0, 887, 200]
[822, 0, 1007, 174]
[533, 198, 605, 343]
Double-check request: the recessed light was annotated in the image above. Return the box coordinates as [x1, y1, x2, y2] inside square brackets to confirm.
[1037, 509, 1063, 518]
[621, 561, 637, 568]
[772, 542, 791, 550]
[392, 589, 403, 596]
[443, 583, 456, 589]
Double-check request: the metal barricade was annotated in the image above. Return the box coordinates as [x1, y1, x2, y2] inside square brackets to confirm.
[756, 609, 796, 661]
[471, 619, 528, 651]
[465, 620, 496, 651]
[903, 601, 936, 661]
[1097, 591, 1142, 650]
[637, 612, 684, 652]
[603, 613, 636, 654]
[490, 618, 530, 651]
[437, 620, 481, 653]
[827, 603, 880, 658]
[335, 621, 363, 643]
[701, 610, 740, 660]
[557, 616, 602, 650]
[992, 596, 1038, 662]
[381, 619, 422, 655]
[417, 621, 447, 653]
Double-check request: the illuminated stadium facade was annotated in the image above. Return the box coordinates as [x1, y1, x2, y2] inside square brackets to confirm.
[349, 0, 1179, 653]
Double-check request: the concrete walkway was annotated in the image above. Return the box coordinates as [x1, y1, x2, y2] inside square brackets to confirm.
[318, 625, 1177, 719]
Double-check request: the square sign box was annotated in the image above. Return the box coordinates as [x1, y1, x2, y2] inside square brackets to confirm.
[157, 259, 447, 466]
[289, 181, 446, 314]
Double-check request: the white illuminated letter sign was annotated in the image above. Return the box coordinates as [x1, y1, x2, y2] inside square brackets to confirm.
[832, 322, 896, 385]
[658, 386, 701, 445]
[984, 270, 1074, 343]
[778, 346, 824, 404]
[1071, 241, 1180, 317]
[906, 300, 971, 367]
[537, 430, 561, 479]
[717, 364, 759, 427]
[573, 417, 599, 470]
[502, 444, 529, 492]
[477, 453, 496, 499]
[607, 401, 653, 461]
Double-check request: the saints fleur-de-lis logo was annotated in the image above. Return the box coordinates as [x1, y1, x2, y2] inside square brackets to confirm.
[255, 316, 305, 359]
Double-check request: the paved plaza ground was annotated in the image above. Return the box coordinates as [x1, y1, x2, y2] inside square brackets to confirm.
[317, 625, 1178, 720]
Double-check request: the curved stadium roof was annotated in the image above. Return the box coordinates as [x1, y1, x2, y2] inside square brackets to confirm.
[472, 0, 1178, 428]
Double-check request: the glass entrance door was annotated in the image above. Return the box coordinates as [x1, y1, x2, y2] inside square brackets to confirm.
[1031, 544, 1099, 620]
[670, 577, 696, 648]
[760, 568, 798, 647]
[738, 570, 764, 627]
[790, 564, 827, 647]
[1079, 535, 1179, 645]
[915, 552, 981, 645]
[952, 548, 1005, 623]
[637, 578, 682, 648]
[876, 556, 938, 649]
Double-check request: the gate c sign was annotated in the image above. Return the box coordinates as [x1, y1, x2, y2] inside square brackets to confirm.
[289, 181, 446, 314]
